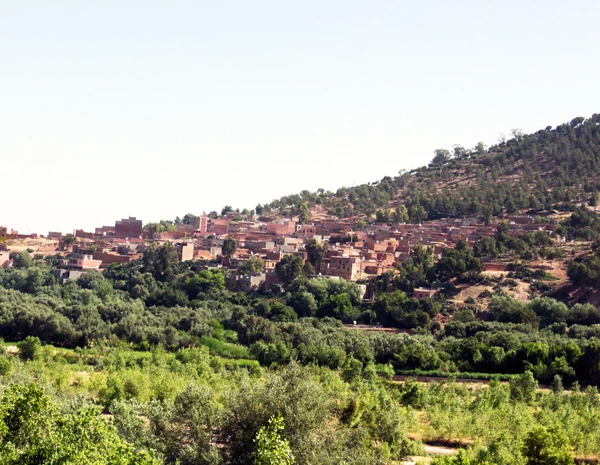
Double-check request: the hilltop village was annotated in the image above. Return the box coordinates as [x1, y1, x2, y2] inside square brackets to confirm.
[0, 209, 559, 294]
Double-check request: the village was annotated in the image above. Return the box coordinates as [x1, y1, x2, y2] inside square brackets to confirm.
[0, 209, 558, 294]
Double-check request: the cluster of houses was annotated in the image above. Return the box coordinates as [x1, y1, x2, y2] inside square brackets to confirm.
[0, 213, 558, 290]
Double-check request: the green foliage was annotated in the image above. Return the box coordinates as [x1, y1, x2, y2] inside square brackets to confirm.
[373, 290, 430, 329]
[303, 238, 327, 269]
[509, 371, 538, 404]
[568, 252, 600, 286]
[222, 237, 237, 259]
[146, 384, 222, 465]
[435, 240, 483, 282]
[297, 203, 309, 225]
[254, 415, 295, 465]
[12, 252, 31, 269]
[275, 255, 305, 287]
[522, 426, 574, 465]
[239, 256, 265, 274]
[142, 242, 180, 281]
[17, 336, 41, 361]
[144, 221, 176, 237]
[0, 383, 158, 465]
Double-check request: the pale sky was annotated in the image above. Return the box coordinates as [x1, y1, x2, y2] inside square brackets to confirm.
[2, 1, 599, 234]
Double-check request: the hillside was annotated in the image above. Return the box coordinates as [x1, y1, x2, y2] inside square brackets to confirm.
[258, 114, 600, 223]
[2, 114, 600, 465]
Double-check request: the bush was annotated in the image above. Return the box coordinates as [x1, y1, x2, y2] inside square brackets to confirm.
[509, 371, 538, 404]
[17, 336, 42, 361]
[0, 355, 12, 376]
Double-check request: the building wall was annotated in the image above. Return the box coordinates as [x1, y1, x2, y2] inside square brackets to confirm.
[321, 256, 360, 281]
[484, 263, 507, 272]
[114, 217, 143, 238]
[179, 242, 194, 262]
[414, 288, 436, 299]
[93, 252, 140, 268]
[266, 220, 296, 236]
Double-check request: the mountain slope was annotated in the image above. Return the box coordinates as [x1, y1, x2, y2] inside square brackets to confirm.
[258, 114, 600, 222]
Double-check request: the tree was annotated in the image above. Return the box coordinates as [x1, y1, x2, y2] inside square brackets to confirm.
[182, 213, 199, 225]
[143, 220, 176, 238]
[509, 371, 538, 404]
[373, 290, 429, 328]
[304, 238, 327, 269]
[185, 269, 226, 298]
[0, 383, 158, 465]
[522, 426, 574, 465]
[144, 384, 222, 465]
[254, 415, 295, 465]
[17, 336, 42, 361]
[12, 251, 32, 269]
[393, 205, 409, 224]
[221, 362, 332, 465]
[142, 242, 180, 281]
[409, 204, 427, 223]
[431, 149, 451, 166]
[551, 374, 564, 395]
[221, 205, 234, 216]
[434, 240, 483, 282]
[275, 255, 305, 287]
[222, 237, 238, 260]
[298, 203, 309, 224]
[240, 256, 265, 274]
[63, 233, 76, 246]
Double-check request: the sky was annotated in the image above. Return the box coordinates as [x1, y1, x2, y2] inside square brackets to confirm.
[2, 1, 600, 234]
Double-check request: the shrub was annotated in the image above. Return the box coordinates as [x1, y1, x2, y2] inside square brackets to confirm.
[17, 336, 42, 361]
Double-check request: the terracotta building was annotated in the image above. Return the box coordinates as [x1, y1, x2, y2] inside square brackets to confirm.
[115, 217, 143, 238]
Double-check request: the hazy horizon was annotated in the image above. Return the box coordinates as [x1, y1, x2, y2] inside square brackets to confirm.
[3, 1, 600, 234]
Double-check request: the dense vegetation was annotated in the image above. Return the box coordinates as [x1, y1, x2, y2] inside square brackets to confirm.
[3, 116, 600, 462]
[1, 240, 600, 462]
[4, 339, 600, 464]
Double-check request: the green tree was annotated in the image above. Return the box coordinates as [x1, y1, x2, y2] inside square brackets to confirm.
[144, 221, 176, 238]
[0, 383, 158, 465]
[298, 203, 309, 224]
[17, 336, 42, 361]
[393, 205, 409, 224]
[551, 374, 564, 395]
[142, 242, 180, 281]
[221, 363, 332, 465]
[12, 251, 32, 269]
[182, 213, 200, 225]
[304, 238, 327, 269]
[254, 415, 295, 465]
[144, 384, 222, 465]
[63, 233, 76, 246]
[275, 255, 305, 287]
[240, 256, 265, 274]
[434, 240, 483, 282]
[222, 237, 238, 259]
[509, 371, 538, 404]
[409, 204, 428, 223]
[431, 149, 451, 166]
[522, 426, 574, 465]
